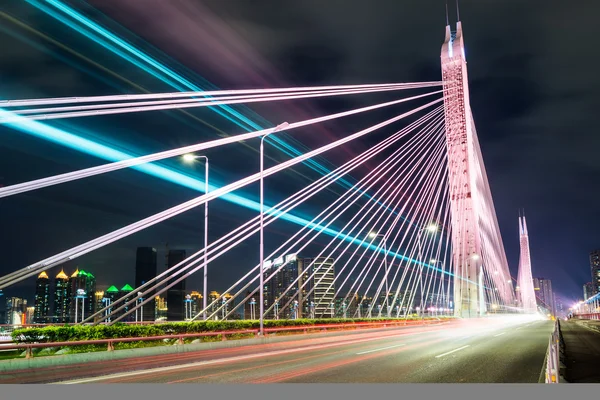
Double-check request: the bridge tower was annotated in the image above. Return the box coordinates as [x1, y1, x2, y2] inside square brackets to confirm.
[441, 22, 483, 318]
[517, 215, 537, 312]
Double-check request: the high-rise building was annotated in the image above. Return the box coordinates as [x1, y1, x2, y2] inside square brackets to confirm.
[272, 258, 301, 319]
[155, 295, 167, 321]
[590, 250, 600, 296]
[189, 291, 203, 318]
[33, 271, 50, 323]
[208, 291, 220, 316]
[94, 291, 104, 323]
[533, 277, 556, 316]
[166, 249, 186, 321]
[100, 284, 136, 322]
[6, 297, 27, 325]
[119, 284, 136, 322]
[269, 255, 336, 319]
[68, 269, 96, 323]
[584, 282, 594, 301]
[25, 307, 35, 324]
[53, 269, 69, 323]
[103, 285, 120, 322]
[300, 257, 335, 318]
[135, 247, 157, 322]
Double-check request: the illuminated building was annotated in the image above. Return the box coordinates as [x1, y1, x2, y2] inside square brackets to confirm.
[301, 257, 335, 318]
[33, 271, 50, 323]
[26, 307, 35, 325]
[53, 269, 69, 323]
[584, 282, 594, 301]
[155, 295, 167, 321]
[189, 291, 203, 317]
[68, 269, 96, 323]
[533, 277, 556, 316]
[94, 291, 104, 323]
[209, 291, 220, 316]
[6, 297, 27, 325]
[590, 250, 600, 295]
[119, 284, 135, 322]
[269, 255, 335, 318]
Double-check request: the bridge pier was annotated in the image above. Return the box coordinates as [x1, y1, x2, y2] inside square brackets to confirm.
[441, 22, 484, 318]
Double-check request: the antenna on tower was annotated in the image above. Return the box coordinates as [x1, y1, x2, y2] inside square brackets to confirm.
[445, 1, 450, 26]
[456, 0, 461, 21]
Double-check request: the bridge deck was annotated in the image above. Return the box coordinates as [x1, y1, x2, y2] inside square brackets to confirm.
[561, 320, 600, 383]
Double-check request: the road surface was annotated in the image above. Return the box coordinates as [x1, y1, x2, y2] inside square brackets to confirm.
[0, 316, 552, 384]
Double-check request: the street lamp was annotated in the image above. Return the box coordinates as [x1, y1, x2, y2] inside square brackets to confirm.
[259, 122, 289, 335]
[368, 232, 391, 316]
[75, 289, 86, 324]
[182, 153, 210, 320]
[137, 292, 144, 323]
[417, 223, 438, 316]
[102, 297, 112, 323]
[185, 294, 192, 320]
[250, 298, 256, 320]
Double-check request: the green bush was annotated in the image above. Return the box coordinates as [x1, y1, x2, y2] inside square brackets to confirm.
[11, 317, 445, 344]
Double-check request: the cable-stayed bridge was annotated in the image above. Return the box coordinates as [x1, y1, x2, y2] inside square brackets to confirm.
[0, 15, 553, 383]
[0, 21, 537, 324]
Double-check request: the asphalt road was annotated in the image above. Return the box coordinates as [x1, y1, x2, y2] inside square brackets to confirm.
[29, 316, 553, 384]
[560, 320, 600, 383]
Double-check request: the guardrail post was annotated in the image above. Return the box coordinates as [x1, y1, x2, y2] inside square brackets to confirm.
[107, 341, 114, 352]
[25, 346, 33, 359]
[221, 334, 227, 341]
[178, 336, 184, 345]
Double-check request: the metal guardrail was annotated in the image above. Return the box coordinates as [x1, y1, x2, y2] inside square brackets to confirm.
[1, 319, 444, 359]
[545, 320, 564, 383]
[571, 313, 600, 320]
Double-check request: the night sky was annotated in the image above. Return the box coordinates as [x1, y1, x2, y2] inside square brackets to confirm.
[1, 0, 599, 309]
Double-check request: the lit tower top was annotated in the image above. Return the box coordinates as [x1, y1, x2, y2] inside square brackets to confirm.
[106, 285, 119, 293]
[70, 268, 79, 278]
[121, 284, 134, 292]
[56, 269, 68, 280]
[37, 271, 48, 279]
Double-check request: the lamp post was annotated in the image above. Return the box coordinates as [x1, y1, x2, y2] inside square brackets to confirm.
[259, 122, 289, 335]
[75, 289, 86, 324]
[221, 297, 227, 320]
[182, 154, 209, 320]
[102, 297, 112, 323]
[274, 299, 279, 320]
[250, 298, 256, 320]
[137, 292, 144, 323]
[416, 223, 438, 317]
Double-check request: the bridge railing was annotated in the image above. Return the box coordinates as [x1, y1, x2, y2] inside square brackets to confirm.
[1, 319, 445, 359]
[545, 320, 565, 383]
[571, 313, 600, 320]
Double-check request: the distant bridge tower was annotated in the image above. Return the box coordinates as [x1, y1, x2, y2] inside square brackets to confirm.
[517, 215, 537, 312]
[440, 22, 483, 318]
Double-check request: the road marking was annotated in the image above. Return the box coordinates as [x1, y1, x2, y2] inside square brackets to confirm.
[356, 344, 405, 355]
[494, 332, 505, 337]
[435, 345, 470, 358]
[54, 328, 442, 384]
